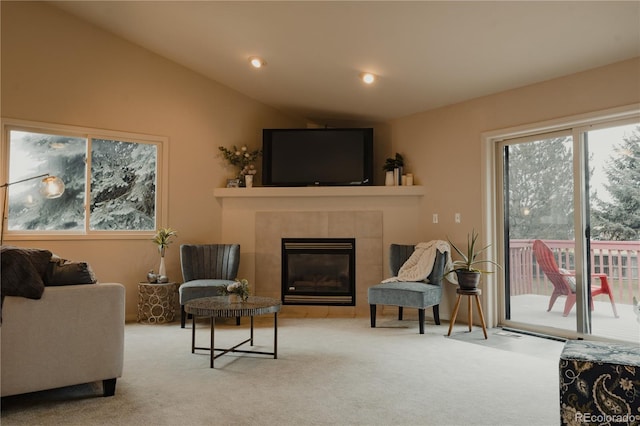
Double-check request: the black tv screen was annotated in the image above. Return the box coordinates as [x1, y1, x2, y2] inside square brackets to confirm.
[262, 128, 373, 187]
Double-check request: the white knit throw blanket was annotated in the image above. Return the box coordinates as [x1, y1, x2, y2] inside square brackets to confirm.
[381, 240, 453, 283]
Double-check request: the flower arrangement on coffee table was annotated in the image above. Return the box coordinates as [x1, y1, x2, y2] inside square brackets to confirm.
[219, 278, 250, 302]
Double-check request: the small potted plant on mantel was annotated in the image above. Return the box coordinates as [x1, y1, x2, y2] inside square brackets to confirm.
[383, 153, 404, 186]
[445, 229, 502, 290]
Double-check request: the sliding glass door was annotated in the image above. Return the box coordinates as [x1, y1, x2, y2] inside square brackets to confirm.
[503, 131, 577, 335]
[500, 121, 639, 343]
[585, 123, 639, 342]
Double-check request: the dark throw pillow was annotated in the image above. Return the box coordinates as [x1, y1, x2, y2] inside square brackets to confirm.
[46, 258, 97, 286]
[0, 246, 52, 300]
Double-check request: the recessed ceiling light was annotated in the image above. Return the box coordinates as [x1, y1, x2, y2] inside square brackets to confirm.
[360, 72, 376, 84]
[249, 56, 266, 68]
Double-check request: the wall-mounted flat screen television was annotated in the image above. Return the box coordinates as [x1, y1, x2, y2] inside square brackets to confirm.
[262, 128, 373, 187]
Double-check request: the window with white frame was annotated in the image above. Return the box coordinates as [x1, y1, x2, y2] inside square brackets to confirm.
[1, 119, 166, 238]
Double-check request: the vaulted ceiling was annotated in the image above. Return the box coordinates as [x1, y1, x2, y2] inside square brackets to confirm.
[53, 1, 640, 123]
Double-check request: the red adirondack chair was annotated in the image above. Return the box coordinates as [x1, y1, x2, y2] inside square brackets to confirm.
[532, 240, 618, 317]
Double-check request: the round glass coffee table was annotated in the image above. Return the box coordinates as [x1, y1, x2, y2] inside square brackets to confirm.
[184, 296, 281, 368]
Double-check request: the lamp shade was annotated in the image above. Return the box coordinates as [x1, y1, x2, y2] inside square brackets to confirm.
[39, 175, 65, 199]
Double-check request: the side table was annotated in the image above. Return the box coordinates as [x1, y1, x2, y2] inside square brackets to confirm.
[447, 288, 488, 339]
[137, 282, 179, 324]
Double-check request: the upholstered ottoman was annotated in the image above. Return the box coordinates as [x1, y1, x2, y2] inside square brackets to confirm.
[559, 340, 640, 425]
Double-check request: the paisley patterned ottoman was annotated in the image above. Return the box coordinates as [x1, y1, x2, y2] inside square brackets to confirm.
[560, 340, 640, 425]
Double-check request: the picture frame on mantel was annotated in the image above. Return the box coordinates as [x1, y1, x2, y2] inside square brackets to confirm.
[226, 178, 240, 188]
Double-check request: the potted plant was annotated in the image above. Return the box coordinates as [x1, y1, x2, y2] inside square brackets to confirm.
[383, 152, 404, 172]
[445, 229, 502, 290]
[383, 153, 404, 185]
[152, 227, 177, 282]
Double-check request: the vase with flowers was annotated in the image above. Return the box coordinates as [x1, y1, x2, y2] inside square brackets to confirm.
[218, 144, 261, 187]
[152, 227, 177, 282]
[219, 278, 250, 302]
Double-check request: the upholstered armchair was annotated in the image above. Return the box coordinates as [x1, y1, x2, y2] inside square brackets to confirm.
[179, 244, 240, 328]
[368, 244, 447, 334]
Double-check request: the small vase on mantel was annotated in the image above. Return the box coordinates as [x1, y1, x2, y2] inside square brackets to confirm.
[394, 167, 403, 185]
[385, 171, 395, 186]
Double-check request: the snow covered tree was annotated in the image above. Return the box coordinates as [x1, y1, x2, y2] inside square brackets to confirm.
[591, 126, 640, 241]
[507, 137, 575, 240]
[90, 139, 156, 230]
[6, 131, 157, 232]
[7, 132, 86, 231]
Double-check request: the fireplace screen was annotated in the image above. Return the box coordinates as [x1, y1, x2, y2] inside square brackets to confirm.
[281, 238, 355, 305]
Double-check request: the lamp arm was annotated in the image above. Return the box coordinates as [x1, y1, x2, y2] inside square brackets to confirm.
[1, 173, 52, 245]
[0, 173, 50, 188]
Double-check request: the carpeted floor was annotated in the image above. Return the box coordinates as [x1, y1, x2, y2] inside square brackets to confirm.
[1, 316, 564, 425]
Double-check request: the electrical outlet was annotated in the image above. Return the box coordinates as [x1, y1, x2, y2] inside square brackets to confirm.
[455, 213, 461, 223]
[432, 214, 438, 224]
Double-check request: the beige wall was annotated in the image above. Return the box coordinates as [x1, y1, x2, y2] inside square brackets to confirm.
[392, 57, 640, 243]
[1, 2, 304, 318]
[2, 2, 639, 322]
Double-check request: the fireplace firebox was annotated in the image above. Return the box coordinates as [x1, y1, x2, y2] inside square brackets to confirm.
[281, 238, 355, 306]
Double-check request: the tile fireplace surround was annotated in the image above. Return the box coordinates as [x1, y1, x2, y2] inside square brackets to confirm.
[215, 186, 425, 317]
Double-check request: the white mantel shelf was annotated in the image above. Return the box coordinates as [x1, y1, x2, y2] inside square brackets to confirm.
[213, 185, 425, 198]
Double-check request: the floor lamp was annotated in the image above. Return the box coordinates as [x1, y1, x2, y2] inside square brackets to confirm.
[1, 173, 65, 245]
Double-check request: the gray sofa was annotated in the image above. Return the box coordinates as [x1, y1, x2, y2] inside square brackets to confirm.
[0, 247, 125, 397]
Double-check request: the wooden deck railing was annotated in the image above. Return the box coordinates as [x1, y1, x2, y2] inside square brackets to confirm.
[509, 239, 639, 304]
